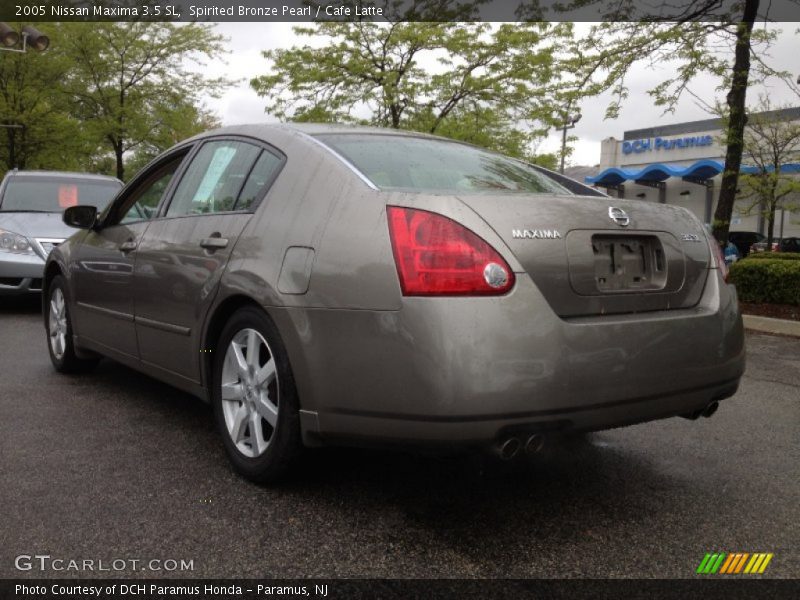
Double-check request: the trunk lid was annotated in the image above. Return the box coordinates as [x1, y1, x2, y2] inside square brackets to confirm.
[457, 194, 711, 317]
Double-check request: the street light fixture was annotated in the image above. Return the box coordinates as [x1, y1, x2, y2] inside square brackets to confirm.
[0, 22, 19, 47]
[559, 112, 582, 174]
[22, 26, 49, 52]
[0, 23, 49, 53]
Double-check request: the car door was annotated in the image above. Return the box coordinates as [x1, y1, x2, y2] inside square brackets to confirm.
[133, 138, 284, 383]
[71, 149, 191, 357]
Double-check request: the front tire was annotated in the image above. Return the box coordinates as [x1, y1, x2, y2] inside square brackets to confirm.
[45, 275, 99, 373]
[211, 306, 302, 483]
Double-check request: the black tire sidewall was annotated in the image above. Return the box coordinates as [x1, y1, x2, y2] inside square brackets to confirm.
[211, 306, 301, 482]
[45, 275, 81, 372]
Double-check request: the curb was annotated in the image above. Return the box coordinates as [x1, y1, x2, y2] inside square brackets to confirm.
[742, 314, 800, 338]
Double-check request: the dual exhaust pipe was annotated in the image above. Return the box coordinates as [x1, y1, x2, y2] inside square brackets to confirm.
[494, 433, 545, 460]
[494, 401, 721, 459]
[495, 400, 721, 459]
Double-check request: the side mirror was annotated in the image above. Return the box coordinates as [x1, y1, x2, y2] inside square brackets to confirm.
[63, 205, 98, 229]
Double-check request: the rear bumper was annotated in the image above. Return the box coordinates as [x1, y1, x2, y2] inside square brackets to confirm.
[273, 269, 745, 448]
[0, 253, 45, 295]
[305, 378, 740, 448]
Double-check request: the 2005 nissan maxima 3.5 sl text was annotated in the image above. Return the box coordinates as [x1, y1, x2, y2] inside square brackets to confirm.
[43, 124, 745, 482]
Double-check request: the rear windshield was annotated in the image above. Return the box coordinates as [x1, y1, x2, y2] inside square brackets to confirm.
[0, 177, 121, 212]
[316, 134, 571, 195]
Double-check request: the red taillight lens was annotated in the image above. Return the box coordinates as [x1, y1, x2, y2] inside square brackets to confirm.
[387, 206, 515, 296]
[708, 235, 729, 282]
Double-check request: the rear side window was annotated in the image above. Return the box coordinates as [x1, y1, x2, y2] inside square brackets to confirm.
[235, 151, 283, 211]
[315, 134, 571, 195]
[166, 141, 261, 217]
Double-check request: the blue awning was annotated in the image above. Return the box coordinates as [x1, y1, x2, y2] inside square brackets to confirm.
[585, 160, 800, 186]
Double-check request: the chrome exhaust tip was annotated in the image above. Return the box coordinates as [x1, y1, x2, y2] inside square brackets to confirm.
[496, 437, 521, 460]
[702, 401, 719, 418]
[524, 434, 545, 455]
[681, 401, 720, 420]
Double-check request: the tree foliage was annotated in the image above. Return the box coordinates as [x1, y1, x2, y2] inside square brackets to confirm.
[0, 24, 99, 172]
[535, 0, 795, 242]
[250, 21, 574, 161]
[737, 100, 800, 246]
[60, 22, 231, 181]
[0, 22, 230, 182]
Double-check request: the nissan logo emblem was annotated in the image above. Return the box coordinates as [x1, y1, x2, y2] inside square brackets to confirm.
[608, 206, 630, 227]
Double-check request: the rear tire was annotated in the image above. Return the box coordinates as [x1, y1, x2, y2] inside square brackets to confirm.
[211, 306, 302, 483]
[45, 275, 99, 373]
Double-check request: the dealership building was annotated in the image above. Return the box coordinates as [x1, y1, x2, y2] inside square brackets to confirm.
[583, 107, 800, 238]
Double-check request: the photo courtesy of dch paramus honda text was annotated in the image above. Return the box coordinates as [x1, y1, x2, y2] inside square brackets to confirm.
[42, 124, 745, 482]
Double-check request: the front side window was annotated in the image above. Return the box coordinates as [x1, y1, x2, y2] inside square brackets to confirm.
[0, 178, 121, 213]
[166, 141, 262, 217]
[315, 134, 571, 195]
[116, 157, 184, 225]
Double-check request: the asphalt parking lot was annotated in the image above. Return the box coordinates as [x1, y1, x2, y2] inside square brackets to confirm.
[1, 295, 798, 579]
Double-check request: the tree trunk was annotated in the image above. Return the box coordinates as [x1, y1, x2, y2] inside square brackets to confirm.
[766, 202, 776, 248]
[114, 142, 124, 181]
[712, 0, 759, 244]
[389, 103, 401, 128]
[7, 128, 16, 170]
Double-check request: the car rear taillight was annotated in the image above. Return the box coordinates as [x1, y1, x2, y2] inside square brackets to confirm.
[387, 206, 515, 296]
[707, 234, 729, 282]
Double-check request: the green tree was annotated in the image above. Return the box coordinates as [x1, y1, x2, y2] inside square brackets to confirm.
[123, 100, 220, 178]
[535, 0, 794, 242]
[407, 102, 544, 159]
[0, 23, 98, 175]
[62, 22, 231, 181]
[250, 21, 573, 161]
[737, 100, 800, 247]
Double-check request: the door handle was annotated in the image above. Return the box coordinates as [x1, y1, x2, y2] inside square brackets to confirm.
[200, 236, 229, 250]
[119, 240, 137, 253]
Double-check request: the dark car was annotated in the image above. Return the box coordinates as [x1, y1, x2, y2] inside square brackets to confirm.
[750, 237, 800, 254]
[728, 231, 765, 257]
[0, 170, 122, 295]
[42, 124, 745, 482]
[779, 237, 800, 253]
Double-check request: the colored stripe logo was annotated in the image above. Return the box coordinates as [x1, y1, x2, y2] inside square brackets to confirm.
[697, 552, 773, 574]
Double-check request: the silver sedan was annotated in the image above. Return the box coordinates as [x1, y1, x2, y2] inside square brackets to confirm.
[0, 170, 121, 295]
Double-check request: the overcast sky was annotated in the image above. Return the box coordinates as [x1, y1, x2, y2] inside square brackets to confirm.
[201, 22, 800, 167]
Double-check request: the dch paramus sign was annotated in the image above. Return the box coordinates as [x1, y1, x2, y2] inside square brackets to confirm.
[622, 134, 713, 154]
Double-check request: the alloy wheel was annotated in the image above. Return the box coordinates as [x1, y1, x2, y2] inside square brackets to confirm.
[48, 288, 68, 360]
[220, 328, 279, 458]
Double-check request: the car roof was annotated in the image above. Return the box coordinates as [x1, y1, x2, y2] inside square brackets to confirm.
[273, 123, 440, 137]
[186, 122, 444, 144]
[3, 169, 122, 184]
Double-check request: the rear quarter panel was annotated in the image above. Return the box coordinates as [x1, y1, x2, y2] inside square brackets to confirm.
[220, 130, 402, 311]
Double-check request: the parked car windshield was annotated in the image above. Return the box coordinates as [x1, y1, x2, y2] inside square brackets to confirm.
[316, 134, 571, 195]
[0, 177, 121, 212]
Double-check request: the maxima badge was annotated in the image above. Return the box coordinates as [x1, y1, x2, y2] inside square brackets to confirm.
[511, 229, 562, 239]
